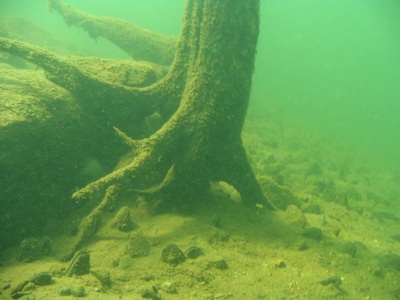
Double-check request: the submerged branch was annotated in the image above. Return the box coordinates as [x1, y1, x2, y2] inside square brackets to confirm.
[72, 123, 180, 202]
[48, 0, 177, 65]
[63, 184, 120, 261]
[0, 37, 176, 124]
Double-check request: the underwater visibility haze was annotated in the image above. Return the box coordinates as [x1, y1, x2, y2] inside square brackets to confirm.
[0, 0, 399, 299]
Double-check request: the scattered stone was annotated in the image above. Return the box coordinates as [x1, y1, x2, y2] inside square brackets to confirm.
[71, 286, 86, 297]
[111, 206, 134, 232]
[139, 286, 160, 299]
[59, 287, 72, 296]
[286, 205, 306, 228]
[127, 232, 151, 258]
[161, 244, 186, 266]
[342, 241, 366, 257]
[319, 282, 345, 298]
[185, 246, 203, 259]
[304, 212, 326, 228]
[111, 260, 119, 267]
[195, 274, 210, 285]
[208, 259, 228, 270]
[274, 260, 286, 268]
[273, 174, 285, 186]
[91, 270, 112, 288]
[303, 227, 323, 241]
[66, 250, 90, 277]
[161, 281, 177, 294]
[298, 240, 309, 251]
[258, 176, 301, 210]
[29, 272, 52, 286]
[319, 275, 341, 288]
[208, 231, 230, 244]
[302, 203, 323, 214]
[141, 274, 155, 282]
[59, 286, 86, 297]
[17, 237, 50, 263]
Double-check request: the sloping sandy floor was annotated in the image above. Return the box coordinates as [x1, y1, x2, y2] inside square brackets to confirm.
[1, 116, 399, 300]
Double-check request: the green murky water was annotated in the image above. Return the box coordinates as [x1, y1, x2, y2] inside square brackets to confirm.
[4, 0, 398, 164]
[253, 0, 400, 167]
[1, 1, 399, 298]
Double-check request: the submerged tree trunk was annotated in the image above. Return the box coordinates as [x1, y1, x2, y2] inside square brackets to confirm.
[0, 0, 273, 249]
[69, 0, 273, 211]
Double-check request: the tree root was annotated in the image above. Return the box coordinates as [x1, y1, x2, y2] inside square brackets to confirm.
[0, 36, 183, 129]
[2, 0, 275, 258]
[62, 184, 120, 261]
[69, 0, 275, 211]
[47, 0, 177, 65]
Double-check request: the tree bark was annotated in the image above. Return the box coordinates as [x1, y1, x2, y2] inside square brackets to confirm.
[0, 0, 273, 248]
[69, 0, 274, 210]
[48, 0, 177, 65]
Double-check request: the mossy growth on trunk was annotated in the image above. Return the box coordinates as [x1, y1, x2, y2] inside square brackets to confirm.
[67, 0, 274, 211]
[0, 0, 274, 250]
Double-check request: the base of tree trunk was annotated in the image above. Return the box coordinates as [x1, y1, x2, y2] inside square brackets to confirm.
[0, 0, 274, 252]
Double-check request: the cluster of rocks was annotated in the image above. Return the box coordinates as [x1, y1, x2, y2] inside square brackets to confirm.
[5, 204, 235, 299]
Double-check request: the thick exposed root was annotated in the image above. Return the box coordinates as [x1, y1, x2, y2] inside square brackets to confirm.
[1, 0, 275, 255]
[62, 185, 120, 261]
[70, 0, 274, 211]
[0, 37, 183, 127]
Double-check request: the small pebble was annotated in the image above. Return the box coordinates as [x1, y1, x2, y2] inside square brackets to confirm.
[319, 275, 341, 287]
[298, 240, 309, 251]
[139, 286, 159, 299]
[127, 232, 150, 258]
[185, 246, 203, 259]
[71, 286, 86, 297]
[59, 287, 72, 296]
[275, 260, 286, 268]
[111, 206, 134, 232]
[61, 286, 85, 297]
[161, 244, 185, 266]
[161, 281, 177, 294]
[208, 259, 228, 270]
[30, 272, 52, 286]
[303, 227, 323, 241]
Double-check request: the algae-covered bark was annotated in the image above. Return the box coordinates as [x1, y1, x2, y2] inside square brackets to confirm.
[70, 0, 273, 211]
[48, 0, 177, 65]
[0, 0, 273, 250]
